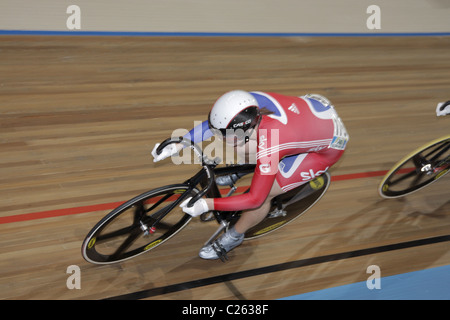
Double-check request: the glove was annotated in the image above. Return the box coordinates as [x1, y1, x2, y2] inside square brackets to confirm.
[151, 143, 178, 162]
[436, 101, 450, 117]
[180, 197, 209, 217]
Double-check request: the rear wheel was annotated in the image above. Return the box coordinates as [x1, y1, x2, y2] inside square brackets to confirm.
[244, 172, 331, 239]
[379, 135, 450, 198]
[82, 184, 195, 264]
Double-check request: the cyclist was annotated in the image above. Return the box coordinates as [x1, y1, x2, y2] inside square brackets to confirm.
[152, 90, 349, 260]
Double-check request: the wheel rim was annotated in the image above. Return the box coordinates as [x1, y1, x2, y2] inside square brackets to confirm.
[244, 173, 330, 239]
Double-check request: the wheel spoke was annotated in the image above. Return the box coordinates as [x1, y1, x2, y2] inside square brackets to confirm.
[95, 202, 145, 243]
[425, 141, 450, 162]
[388, 169, 416, 185]
[409, 171, 425, 188]
[110, 227, 142, 260]
[96, 225, 134, 242]
[145, 192, 174, 214]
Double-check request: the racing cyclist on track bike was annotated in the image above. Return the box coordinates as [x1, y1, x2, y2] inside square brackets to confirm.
[152, 90, 349, 260]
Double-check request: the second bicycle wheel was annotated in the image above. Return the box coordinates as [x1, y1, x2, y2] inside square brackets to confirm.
[82, 184, 195, 264]
[379, 135, 450, 198]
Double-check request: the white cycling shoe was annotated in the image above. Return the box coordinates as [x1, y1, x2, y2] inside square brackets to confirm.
[199, 228, 244, 260]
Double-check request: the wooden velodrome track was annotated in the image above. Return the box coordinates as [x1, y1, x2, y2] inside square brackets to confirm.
[0, 35, 449, 300]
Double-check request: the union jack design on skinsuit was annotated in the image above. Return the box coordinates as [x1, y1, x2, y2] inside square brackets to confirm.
[186, 92, 349, 211]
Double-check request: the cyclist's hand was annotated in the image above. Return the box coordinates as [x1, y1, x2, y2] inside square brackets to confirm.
[180, 197, 209, 217]
[151, 143, 179, 162]
[436, 101, 450, 116]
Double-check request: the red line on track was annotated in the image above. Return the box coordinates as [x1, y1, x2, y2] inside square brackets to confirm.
[0, 169, 395, 225]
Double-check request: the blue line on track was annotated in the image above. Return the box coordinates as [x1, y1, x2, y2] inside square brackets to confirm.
[280, 264, 450, 300]
[1, 30, 450, 37]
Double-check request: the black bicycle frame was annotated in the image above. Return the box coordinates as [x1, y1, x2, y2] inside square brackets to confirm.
[183, 163, 256, 224]
[157, 136, 257, 226]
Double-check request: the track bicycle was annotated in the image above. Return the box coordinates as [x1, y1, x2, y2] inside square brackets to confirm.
[378, 101, 450, 198]
[81, 137, 330, 264]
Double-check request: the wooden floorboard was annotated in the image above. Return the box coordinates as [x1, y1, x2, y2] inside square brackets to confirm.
[0, 35, 449, 300]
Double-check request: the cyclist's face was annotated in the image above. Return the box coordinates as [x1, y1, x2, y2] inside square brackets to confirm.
[224, 130, 247, 147]
[220, 128, 250, 147]
[211, 127, 257, 147]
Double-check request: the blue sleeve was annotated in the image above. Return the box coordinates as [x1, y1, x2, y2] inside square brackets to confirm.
[183, 120, 213, 144]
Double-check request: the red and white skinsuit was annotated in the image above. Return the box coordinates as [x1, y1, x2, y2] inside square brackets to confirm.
[186, 92, 349, 212]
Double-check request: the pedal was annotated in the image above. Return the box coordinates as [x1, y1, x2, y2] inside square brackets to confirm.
[200, 212, 215, 222]
[212, 241, 229, 262]
[268, 208, 287, 218]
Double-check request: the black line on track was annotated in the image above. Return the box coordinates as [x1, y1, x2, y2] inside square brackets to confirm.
[103, 234, 450, 300]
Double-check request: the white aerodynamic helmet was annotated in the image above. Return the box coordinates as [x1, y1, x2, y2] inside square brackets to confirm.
[208, 90, 261, 139]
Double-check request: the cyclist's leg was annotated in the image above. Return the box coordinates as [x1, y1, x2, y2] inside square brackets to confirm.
[233, 179, 284, 234]
[199, 180, 283, 260]
[200, 149, 344, 260]
[234, 148, 343, 234]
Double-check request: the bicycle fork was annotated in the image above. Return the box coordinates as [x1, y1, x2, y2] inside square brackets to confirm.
[200, 177, 237, 248]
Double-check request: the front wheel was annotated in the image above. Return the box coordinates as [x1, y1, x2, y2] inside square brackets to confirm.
[81, 184, 195, 264]
[379, 135, 450, 198]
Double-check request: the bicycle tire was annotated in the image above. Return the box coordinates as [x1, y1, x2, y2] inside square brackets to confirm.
[243, 172, 331, 240]
[81, 184, 196, 264]
[379, 135, 450, 198]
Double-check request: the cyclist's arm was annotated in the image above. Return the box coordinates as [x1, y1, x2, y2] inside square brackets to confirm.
[162, 120, 213, 156]
[183, 120, 213, 144]
[153, 120, 214, 162]
[212, 120, 280, 212]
